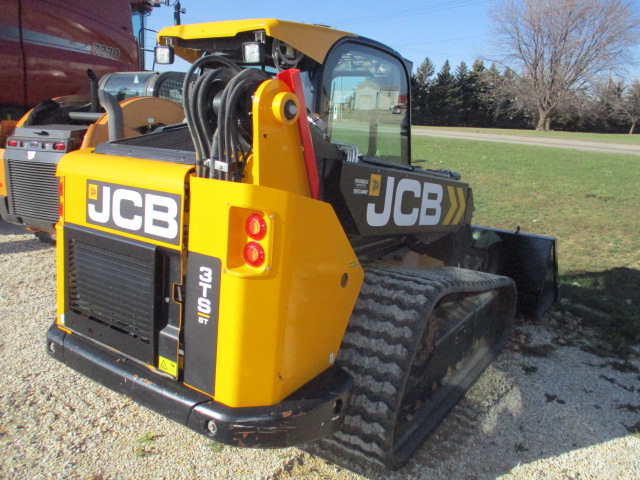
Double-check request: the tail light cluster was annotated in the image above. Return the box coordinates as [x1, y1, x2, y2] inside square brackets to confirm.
[7, 138, 71, 151]
[244, 213, 267, 268]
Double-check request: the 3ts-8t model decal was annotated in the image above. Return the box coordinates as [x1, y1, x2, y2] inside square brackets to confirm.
[183, 252, 221, 396]
[86, 181, 182, 245]
[339, 163, 469, 236]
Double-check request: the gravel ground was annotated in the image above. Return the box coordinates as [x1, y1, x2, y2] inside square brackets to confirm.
[1, 219, 638, 479]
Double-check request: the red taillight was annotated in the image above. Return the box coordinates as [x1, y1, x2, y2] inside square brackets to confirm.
[53, 141, 66, 151]
[244, 241, 265, 268]
[7, 139, 18, 148]
[245, 213, 267, 241]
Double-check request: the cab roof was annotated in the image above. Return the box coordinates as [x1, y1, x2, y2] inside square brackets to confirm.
[157, 18, 356, 64]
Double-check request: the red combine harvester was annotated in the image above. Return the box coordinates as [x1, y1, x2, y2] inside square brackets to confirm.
[0, 0, 186, 240]
[0, 0, 162, 121]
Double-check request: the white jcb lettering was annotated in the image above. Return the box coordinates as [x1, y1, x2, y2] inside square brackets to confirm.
[87, 184, 180, 242]
[393, 178, 421, 226]
[366, 177, 394, 226]
[366, 177, 444, 227]
[145, 194, 178, 240]
[419, 183, 443, 226]
[112, 189, 143, 231]
[88, 186, 111, 223]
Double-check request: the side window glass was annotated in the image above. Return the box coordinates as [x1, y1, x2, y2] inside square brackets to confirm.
[322, 43, 409, 165]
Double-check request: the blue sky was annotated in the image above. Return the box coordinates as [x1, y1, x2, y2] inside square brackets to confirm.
[145, 0, 640, 80]
[145, 0, 495, 75]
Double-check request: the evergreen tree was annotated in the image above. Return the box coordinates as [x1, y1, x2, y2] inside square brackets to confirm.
[454, 61, 473, 125]
[411, 57, 436, 125]
[430, 61, 459, 125]
[415, 57, 435, 87]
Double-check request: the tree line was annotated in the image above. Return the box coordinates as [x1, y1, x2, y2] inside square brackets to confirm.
[410, 57, 640, 134]
[410, 0, 640, 132]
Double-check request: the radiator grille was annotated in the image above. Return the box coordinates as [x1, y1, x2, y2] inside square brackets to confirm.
[7, 160, 59, 222]
[65, 226, 165, 364]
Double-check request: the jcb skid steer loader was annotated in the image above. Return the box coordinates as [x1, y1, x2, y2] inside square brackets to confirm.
[46, 19, 557, 470]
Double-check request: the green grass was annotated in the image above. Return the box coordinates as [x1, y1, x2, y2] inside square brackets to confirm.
[412, 125, 640, 145]
[412, 136, 640, 353]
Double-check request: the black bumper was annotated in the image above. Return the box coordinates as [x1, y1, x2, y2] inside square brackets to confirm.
[46, 324, 352, 448]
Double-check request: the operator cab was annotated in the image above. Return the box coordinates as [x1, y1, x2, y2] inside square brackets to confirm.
[155, 19, 411, 166]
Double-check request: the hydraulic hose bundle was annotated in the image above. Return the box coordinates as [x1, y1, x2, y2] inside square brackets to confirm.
[182, 55, 269, 180]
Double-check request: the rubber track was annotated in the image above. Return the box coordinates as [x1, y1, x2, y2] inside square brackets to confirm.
[305, 266, 515, 470]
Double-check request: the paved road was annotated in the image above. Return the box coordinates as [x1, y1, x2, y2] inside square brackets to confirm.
[412, 128, 640, 156]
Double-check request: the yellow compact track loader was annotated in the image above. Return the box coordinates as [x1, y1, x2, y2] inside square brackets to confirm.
[46, 19, 557, 469]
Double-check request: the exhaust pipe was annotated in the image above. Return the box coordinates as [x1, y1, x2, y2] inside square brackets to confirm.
[97, 89, 124, 142]
[87, 69, 99, 113]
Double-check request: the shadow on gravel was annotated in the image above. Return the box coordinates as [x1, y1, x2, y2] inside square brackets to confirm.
[0, 219, 26, 235]
[293, 332, 640, 479]
[561, 268, 640, 356]
[0, 221, 54, 255]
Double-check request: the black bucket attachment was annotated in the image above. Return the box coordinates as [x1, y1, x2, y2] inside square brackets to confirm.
[470, 226, 558, 318]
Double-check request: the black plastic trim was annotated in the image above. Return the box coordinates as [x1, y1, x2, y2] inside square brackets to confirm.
[46, 324, 352, 448]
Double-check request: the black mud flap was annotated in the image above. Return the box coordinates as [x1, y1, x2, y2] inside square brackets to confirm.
[471, 226, 558, 318]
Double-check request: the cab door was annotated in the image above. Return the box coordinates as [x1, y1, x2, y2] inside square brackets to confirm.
[319, 40, 412, 166]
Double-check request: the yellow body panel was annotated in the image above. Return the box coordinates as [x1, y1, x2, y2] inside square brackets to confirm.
[188, 177, 363, 407]
[0, 148, 6, 196]
[1, 120, 18, 197]
[56, 149, 193, 251]
[158, 18, 355, 64]
[55, 220, 66, 326]
[245, 79, 310, 197]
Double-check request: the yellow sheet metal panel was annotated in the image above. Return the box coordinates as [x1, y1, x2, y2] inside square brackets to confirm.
[0, 149, 6, 196]
[55, 220, 66, 327]
[158, 18, 355, 64]
[245, 78, 310, 197]
[56, 149, 193, 251]
[188, 176, 363, 407]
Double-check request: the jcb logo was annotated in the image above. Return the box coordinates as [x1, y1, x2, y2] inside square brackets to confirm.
[86, 181, 181, 244]
[366, 176, 444, 227]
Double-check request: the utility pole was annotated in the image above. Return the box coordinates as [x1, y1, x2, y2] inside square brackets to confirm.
[174, 1, 185, 25]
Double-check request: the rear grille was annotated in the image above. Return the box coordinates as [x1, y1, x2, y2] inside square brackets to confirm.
[7, 160, 59, 222]
[65, 225, 167, 364]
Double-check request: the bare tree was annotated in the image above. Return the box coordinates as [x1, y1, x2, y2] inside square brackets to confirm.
[617, 81, 640, 134]
[489, 0, 640, 131]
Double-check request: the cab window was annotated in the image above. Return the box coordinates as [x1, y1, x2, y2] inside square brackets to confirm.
[321, 42, 410, 165]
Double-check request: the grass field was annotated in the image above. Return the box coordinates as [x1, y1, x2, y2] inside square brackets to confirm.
[413, 125, 640, 145]
[412, 135, 640, 355]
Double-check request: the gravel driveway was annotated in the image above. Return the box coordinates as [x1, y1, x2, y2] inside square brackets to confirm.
[1, 220, 638, 479]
